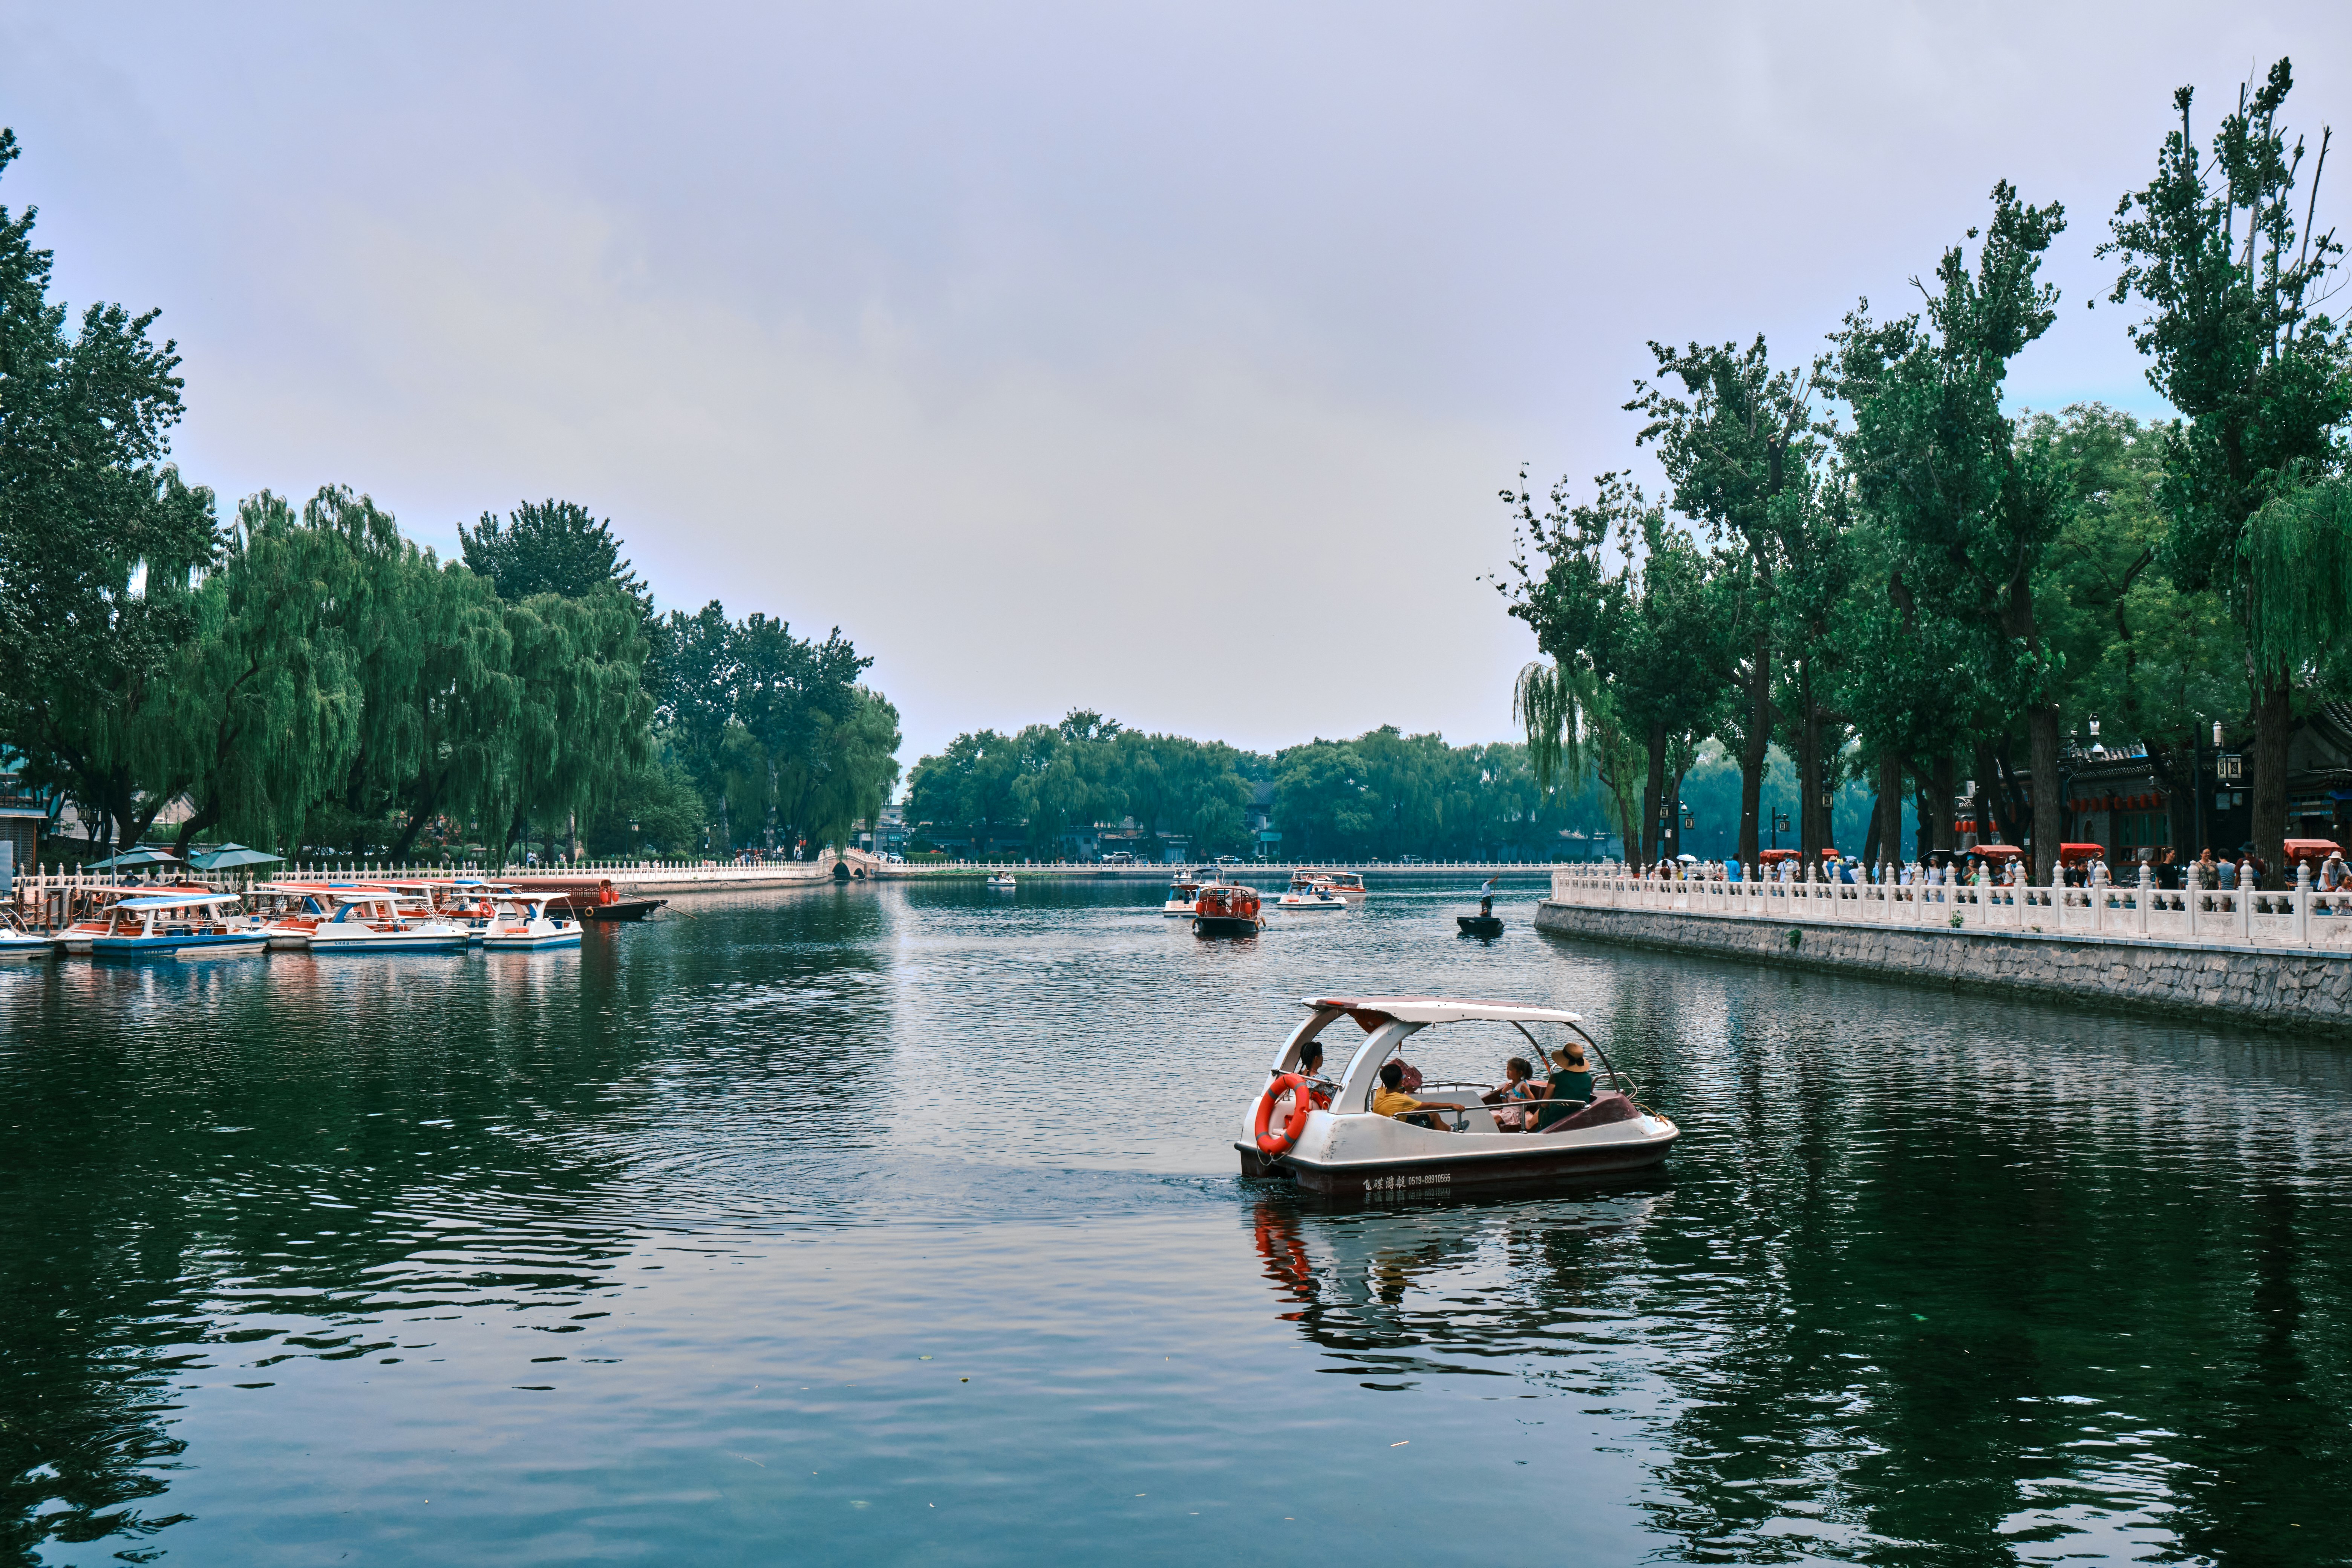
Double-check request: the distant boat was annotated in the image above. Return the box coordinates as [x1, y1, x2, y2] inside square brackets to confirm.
[1164, 870, 1204, 917]
[1276, 887, 1348, 912]
[986, 871, 1017, 890]
[1290, 870, 1367, 901]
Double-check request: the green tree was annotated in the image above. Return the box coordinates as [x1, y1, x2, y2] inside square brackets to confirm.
[459, 498, 650, 613]
[1831, 181, 2073, 873]
[0, 128, 221, 852]
[2102, 58, 2352, 877]
[1629, 335, 1821, 866]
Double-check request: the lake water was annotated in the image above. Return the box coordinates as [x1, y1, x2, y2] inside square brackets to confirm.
[3, 875, 2348, 1566]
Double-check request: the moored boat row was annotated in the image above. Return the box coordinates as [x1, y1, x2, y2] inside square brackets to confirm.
[3, 880, 584, 960]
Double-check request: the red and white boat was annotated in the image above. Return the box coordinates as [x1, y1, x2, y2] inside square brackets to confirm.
[1236, 995, 1678, 1195]
[1193, 882, 1263, 936]
[1289, 870, 1366, 902]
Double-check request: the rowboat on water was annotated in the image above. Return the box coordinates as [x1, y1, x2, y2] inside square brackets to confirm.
[89, 891, 271, 960]
[1237, 995, 1678, 1196]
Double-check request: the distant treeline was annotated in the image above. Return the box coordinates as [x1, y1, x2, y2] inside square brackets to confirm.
[906, 714, 1616, 861]
[0, 127, 896, 862]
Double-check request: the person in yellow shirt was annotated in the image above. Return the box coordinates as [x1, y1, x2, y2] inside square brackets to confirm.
[1372, 1060, 1463, 1130]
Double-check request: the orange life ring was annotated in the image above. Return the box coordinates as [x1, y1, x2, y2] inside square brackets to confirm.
[1254, 1072, 1316, 1157]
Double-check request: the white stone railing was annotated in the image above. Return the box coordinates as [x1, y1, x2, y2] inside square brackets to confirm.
[1547, 864, 2352, 951]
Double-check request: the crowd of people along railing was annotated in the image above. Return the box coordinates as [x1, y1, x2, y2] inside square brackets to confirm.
[1547, 860, 2352, 950]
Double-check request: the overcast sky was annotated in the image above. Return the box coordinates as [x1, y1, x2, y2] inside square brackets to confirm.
[5, 3, 2349, 766]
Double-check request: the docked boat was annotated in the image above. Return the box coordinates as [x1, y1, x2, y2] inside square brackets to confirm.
[1276, 886, 1348, 913]
[481, 893, 583, 951]
[0, 908, 56, 959]
[89, 891, 271, 960]
[1193, 882, 1263, 936]
[1236, 995, 1677, 1194]
[1163, 871, 1204, 917]
[248, 882, 340, 949]
[57, 882, 214, 954]
[986, 872, 1017, 890]
[303, 890, 470, 954]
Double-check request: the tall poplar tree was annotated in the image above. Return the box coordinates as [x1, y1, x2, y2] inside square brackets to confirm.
[2102, 58, 2352, 879]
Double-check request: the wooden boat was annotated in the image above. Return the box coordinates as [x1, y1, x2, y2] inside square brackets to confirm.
[1235, 995, 1677, 1194]
[1193, 882, 1263, 936]
[1456, 915, 1504, 937]
[580, 896, 668, 922]
[89, 891, 271, 959]
[0, 907, 56, 960]
[481, 893, 583, 951]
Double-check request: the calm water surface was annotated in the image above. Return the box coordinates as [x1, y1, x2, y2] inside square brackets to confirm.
[2, 877, 2347, 1566]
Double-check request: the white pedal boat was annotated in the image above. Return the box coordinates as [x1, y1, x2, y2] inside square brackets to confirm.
[1236, 995, 1678, 1196]
[1275, 888, 1348, 912]
[481, 893, 582, 951]
[1290, 870, 1367, 902]
[304, 890, 470, 954]
[89, 891, 271, 959]
[986, 872, 1017, 890]
[0, 908, 57, 959]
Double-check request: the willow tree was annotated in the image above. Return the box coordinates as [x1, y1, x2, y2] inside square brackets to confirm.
[796, 686, 903, 855]
[1831, 182, 2074, 874]
[2102, 58, 2352, 878]
[493, 588, 651, 864]
[162, 492, 368, 857]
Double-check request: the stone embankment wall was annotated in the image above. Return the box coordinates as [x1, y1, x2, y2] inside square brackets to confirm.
[1533, 901, 2352, 1039]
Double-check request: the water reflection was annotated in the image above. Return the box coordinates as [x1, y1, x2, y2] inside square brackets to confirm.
[6, 874, 2350, 1565]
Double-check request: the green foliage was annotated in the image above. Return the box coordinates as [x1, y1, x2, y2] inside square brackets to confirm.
[0, 128, 221, 850]
[583, 751, 709, 858]
[460, 499, 650, 613]
[2246, 478, 2352, 672]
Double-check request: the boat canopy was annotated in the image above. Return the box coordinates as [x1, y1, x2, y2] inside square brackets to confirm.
[115, 892, 241, 911]
[1300, 994, 1582, 1026]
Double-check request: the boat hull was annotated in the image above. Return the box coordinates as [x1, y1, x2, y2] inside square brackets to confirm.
[1193, 914, 1263, 936]
[90, 931, 271, 960]
[579, 898, 667, 922]
[0, 935, 56, 960]
[482, 931, 583, 950]
[1238, 1127, 1677, 1195]
[1456, 916, 1504, 937]
[306, 933, 470, 954]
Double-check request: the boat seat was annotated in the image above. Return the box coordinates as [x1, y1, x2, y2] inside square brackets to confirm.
[1538, 1092, 1640, 1134]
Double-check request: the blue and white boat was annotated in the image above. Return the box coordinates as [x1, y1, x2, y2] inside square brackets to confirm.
[303, 890, 470, 954]
[481, 893, 582, 951]
[88, 891, 270, 959]
[0, 907, 57, 960]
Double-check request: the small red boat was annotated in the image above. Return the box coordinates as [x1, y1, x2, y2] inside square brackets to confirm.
[1193, 882, 1263, 936]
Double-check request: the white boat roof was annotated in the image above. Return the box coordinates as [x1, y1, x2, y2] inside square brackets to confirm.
[117, 892, 241, 911]
[1301, 994, 1583, 1025]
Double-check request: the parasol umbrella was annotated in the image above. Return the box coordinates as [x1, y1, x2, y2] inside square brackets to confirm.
[84, 846, 183, 871]
[186, 844, 285, 871]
